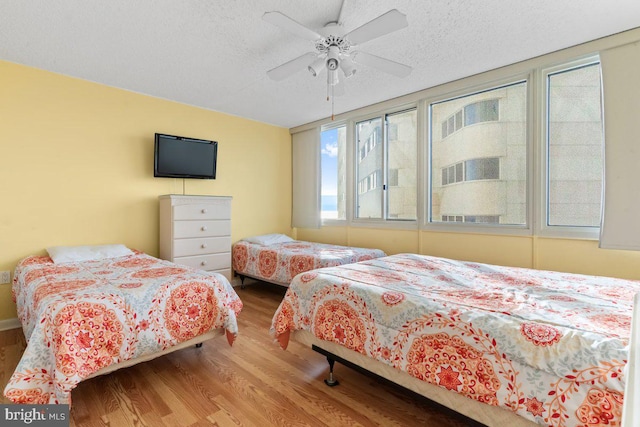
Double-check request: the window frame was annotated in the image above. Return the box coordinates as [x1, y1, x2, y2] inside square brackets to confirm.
[350, 103, 419, 229]
[537, 56, 603, 239]
[320, 121, 349, 225]
[423, 75, 533, 236]
[299, 47, 609, 240]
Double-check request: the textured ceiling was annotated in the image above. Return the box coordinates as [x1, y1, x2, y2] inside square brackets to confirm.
[1, 1, 639, 128]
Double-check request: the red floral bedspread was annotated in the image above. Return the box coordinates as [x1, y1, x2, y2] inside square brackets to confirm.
[271, 253, 640, 427]
[232, 240, 386, 285]
[4, 251, 242, 404]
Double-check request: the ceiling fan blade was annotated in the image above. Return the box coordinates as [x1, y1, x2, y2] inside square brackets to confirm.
[267, 52, 318, 81]
[352, 51, 412, 78]
[263, 11, 322, 41]
[345, 9, 408, 45]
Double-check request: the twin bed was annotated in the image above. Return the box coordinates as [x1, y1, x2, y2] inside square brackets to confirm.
[4, 238, 639, 427]
[4, 245, 242, 404]
[271, 253, 640, 427]
[231, 234, 386, 287]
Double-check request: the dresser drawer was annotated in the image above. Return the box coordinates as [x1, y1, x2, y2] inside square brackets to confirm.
[173, 236, 231, 257]
[173, 220, 230, 238]
[173, 253, 230, 271]
[173, 203, 230, 220]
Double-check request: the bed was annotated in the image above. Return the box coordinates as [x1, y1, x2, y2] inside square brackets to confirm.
[270, 253, 640, 427]
[232, 233, 386, 287]
[3, 245, 243, 405]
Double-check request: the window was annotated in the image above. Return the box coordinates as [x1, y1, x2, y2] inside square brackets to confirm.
[321, 124, 347, 220]
[305, 53, 605, 238]
[464, 99, 499, 126]
[356, 109, 417, 220]
[441, 158, 499, 186]
[546, 62, 603, 228]
[441, 99, 499, 139]
[465, 158, 499, 181]
[430, 82, 527, 226]
[442, 215, 500, 223]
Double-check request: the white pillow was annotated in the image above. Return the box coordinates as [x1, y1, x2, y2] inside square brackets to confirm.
[242, 234, 294, 246]
[47, 244, 134, 264]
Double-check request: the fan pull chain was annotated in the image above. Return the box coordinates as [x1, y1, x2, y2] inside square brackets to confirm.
[327, 81, 335, 120]
[331, 83, 335, 120]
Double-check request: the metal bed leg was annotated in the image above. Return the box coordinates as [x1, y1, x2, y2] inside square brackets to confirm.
[324, 356, 339, 387]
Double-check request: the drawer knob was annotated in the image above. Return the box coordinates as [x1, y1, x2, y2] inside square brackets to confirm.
[201, 209, 207, 214]
[201, 243, 208, 248]
[201, 261, 207, 266]
[201, 226, 208, 231]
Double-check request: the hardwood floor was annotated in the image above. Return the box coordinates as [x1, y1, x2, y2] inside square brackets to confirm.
[0, 281, 481, 426]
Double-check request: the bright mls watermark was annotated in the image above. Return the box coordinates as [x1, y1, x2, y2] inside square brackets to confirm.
[1, 405, 69, 426]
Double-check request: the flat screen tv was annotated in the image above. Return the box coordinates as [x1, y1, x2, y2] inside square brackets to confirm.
[154, 133, 217, 179]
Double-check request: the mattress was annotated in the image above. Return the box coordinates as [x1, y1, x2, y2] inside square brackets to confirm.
[232, 239, 386, 286]
[4, 251, 243, 404]
[271, 253, 640, 426]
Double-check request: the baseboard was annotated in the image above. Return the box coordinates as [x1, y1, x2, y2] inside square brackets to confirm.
[0, 318, 21, 331]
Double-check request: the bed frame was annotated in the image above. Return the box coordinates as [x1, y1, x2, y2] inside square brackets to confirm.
[234, 271, 289, 289]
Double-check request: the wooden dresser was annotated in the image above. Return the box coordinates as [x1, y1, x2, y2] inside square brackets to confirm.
[159, 194, 232, 280]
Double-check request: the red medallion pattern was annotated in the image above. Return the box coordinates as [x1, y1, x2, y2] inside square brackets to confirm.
[313, 299, 367, 354]
[289, 255, 314, 279]
[51, 301, 129, 378]
[258, 250, 278, 278]
[232, 244, 248, 272]
[381, 291, 405, 306]
[405, 333, 500, 405]
[163, 282, 218, 342]
[520, 322, 562, 347]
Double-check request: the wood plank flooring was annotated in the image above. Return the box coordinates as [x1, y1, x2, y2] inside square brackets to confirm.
[0, 280, 480, 426]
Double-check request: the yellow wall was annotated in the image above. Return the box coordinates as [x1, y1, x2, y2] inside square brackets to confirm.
[297, 227, 640, 280]
[0, 61, 292, 320]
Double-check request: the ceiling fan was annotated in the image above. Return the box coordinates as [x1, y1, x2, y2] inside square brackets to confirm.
[263, 3, 412, 116]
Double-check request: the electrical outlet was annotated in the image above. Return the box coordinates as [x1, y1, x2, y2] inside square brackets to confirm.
[0, 271, 10, 285]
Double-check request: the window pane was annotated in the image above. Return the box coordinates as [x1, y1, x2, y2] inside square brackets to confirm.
[387, 109, 417, 220]
[321, 125, 346, 220]
[430, 82, 527, 225]
[455, 163, 463, 182]
[356, 117, 383, 219]
[547, 63, 603, 227]
[464, 99, 499, 126]
[465, 158, 500, 181]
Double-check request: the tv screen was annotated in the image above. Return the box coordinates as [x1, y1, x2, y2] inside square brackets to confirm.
[154, 133, 217, 179]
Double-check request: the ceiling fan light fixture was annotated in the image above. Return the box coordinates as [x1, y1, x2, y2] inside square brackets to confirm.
[340, 56, 357, 78]
[326, 57, 339, 71]
[308, 57, 325, 77]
